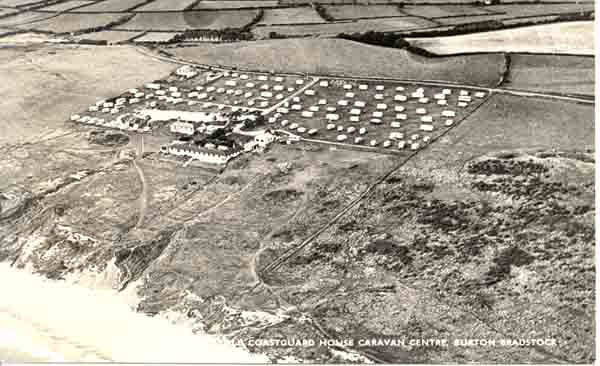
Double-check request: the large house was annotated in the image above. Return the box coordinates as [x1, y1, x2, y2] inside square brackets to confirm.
[161, 143, 241, 165]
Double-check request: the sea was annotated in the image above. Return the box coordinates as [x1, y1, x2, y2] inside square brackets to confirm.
[0, 262, 268, 363]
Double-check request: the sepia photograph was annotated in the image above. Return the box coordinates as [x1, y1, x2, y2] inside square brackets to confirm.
[0, 0, 595, 362]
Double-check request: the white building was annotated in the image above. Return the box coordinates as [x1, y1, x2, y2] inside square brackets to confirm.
[162, 144, 239, 165]
[175, 66, 198, 79]
[420, 124, 434, 132]
[389, 132, 403, 140]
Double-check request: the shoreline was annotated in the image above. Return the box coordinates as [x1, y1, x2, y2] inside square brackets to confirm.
[0, 262, 269, 363]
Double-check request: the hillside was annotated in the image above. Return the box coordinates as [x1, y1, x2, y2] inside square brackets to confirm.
[168, 38, 506, 87]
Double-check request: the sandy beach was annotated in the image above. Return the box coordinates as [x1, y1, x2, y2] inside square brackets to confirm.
[0, 262, 268, 363]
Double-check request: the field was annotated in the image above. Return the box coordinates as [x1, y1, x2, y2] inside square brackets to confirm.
[456, 93, 594, 149]
[133, 0, 197, 12]
[254, 17, 435, 36]
[169, 38, 506, 87]
[485, 3, 594, 17]
[75, 30, 144, 43]
[117, 12, 189, 30]
[0, 7, 17, 16]
[0, 11, 56, 27]
[275, 79, 489, 152]
[133, 31, 179, 42]
[0, 0, 42, 7]
[37, 0, 93, 11]
[324, 4, 404, 19]
[257, 7, 324, 25]
[193, 0, 278, 9]
[117, 10, 259, 30]
[433, 13, 507, 25]
[70, 0, 150, 12]
[400, 4, 493, 18]
[0, 44, 174, 145]
[280, 0, 403, 4]
[16, 12, 130, 33]
[504, 54, 594, 96]
[408, 21, 594, 55]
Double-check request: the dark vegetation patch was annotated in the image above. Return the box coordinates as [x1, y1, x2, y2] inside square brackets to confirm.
[87, 129, 130, 147]
[262, 188, 304, 202]
[483, 246, 534, 285]
[467, 158, 548, 176]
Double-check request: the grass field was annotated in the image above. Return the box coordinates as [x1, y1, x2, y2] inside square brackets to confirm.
[133, 0, 197, 12]
[71, 0, 150, 12]
[254, 17, 435, 36]
[0, 0, 42, 7]
[280, 0, 403, 4]
[505, 54, 594, 96]
[133, 31, 178, 42]
[117, 10, 256, 31]
[433, 13, 507, 25]
[0, 11, 56, 27]
[485, 3, 594, 17]
[457, 93, 594, 149]
[37, 0, 94, 11]
[324, 4, 404, 19]
[184, 9, 260, 28]
[0, 44, 174, 145]
[117, 12, 188, 30]
[75, 30, 144, 43]
[408, 21, 594, 55]
[193, 0, 278, 9]
[16, 12, 130, 33]
[169, 38, 505, 87]
[118, 9, 258, 30]
[257, 7, 323, 25]
[400, 4, 492, 18]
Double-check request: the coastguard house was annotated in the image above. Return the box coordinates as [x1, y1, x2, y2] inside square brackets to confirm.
[161, 143, 241, 165]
